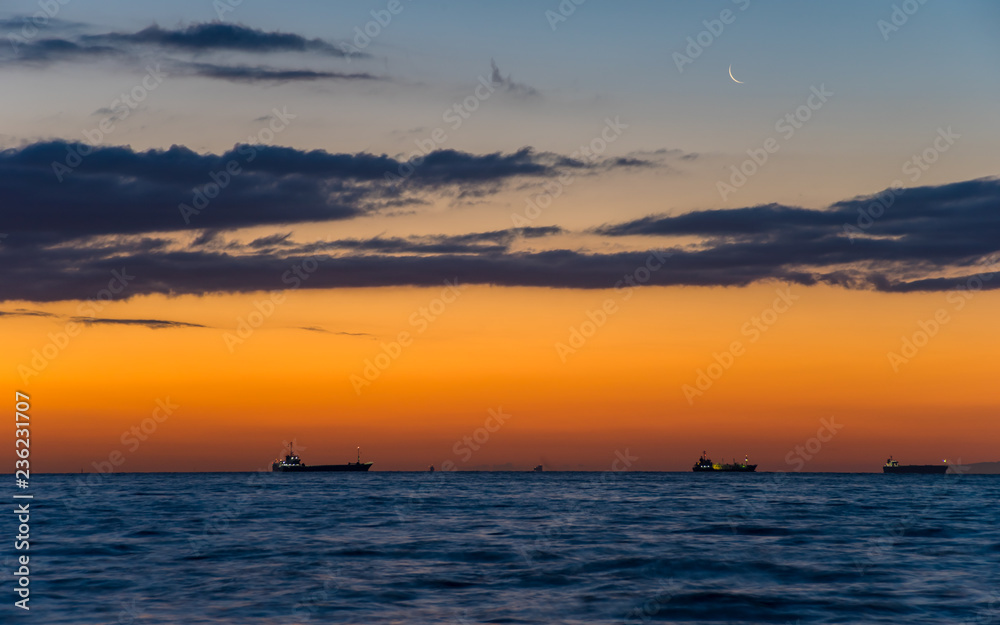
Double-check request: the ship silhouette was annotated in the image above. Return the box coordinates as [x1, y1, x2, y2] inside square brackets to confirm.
[271, 442, 373, 472]
[882, 456, 948, 474]
[692, 451, 757, 472]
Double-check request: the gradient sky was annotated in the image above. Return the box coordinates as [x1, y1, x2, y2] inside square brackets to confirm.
[2, 0, 998, 472]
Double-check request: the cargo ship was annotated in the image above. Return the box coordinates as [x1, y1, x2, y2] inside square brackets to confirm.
[271, 443, 373, 472]
[692, 452, 757, 472]
[882, 456, 948, 474]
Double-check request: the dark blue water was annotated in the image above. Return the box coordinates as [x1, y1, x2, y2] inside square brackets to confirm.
[23, 472, 1000, 624]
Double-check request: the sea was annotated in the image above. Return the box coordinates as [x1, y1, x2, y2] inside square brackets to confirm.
[23, 471, 1000, 624]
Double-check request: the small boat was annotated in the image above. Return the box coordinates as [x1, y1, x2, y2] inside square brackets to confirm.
[882, 456, 948, 474]
[271, 443, 373, 472]
[692, 451, 757, 472]
[532, 465, 543, 472]
[428, 465, 435, 472]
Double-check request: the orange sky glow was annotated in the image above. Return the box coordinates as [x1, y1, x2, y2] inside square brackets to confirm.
[6, 283, 997, 473]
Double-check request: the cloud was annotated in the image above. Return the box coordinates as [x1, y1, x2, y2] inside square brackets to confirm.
[71, 317, 208, 330]
[2, 38, 122, 64]
[0, 309, 60, 318]
[8, 145, 996, 301]
[296, 326, 374, 337]
[84, 23, 355, 57]
[596, 178, 1000, 261]
[301, 227, 564, 256]
[0, 308, 207, 329]
[249, 233, 293, 249]
[0, 20, 370, 82]
[595, 203, 840, 237]
[0, 17, 83, 32]
[489, 59, 539, 98]
[591, 176, 1000, 292]
[0, 142, 639, 243]
[175, 61, 379, 83]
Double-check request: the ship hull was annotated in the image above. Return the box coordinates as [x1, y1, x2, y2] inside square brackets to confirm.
[692, 465, 757, 472]
[272, 462, 373, 472]
[883, 465, 947, 474]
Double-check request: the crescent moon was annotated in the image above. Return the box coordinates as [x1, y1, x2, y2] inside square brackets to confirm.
[728, 64, 744, 84]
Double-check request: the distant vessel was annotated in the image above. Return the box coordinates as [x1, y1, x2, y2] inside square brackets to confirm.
[882, 456, 948, 474]
[692, 452, 757, 472]
[272, 443, 373, 472]
[532, 465, 543, 472]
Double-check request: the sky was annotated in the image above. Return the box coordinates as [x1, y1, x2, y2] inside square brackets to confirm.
[2, 0, 998, 472]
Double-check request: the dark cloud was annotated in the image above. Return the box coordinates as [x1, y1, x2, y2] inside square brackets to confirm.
[197, 227, 563, 257]
[0, 142, 632, 243]
[249, 233, 293, 249]
[596, 178, 1000, 263]
[595, 203, 842, 237]
[5, 138, 994, 301]
[489, 59, 539, 98]
[84, 23, 354, 57]
[71, 317, 208, 330]
[0, 309, 60, 318]
[0, 21, 369, 82]
[1, 227, 996, 303]
[0, 17, 83, 31]
[0, 308, 206, 329]
[2, 38, 122, 63]
[305, 227, 562, 256]
[591, 177, 1000, 292]
[0, 246, 665, 302]
[296, 326, 374, 337]
[175, 61, 379, 83]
